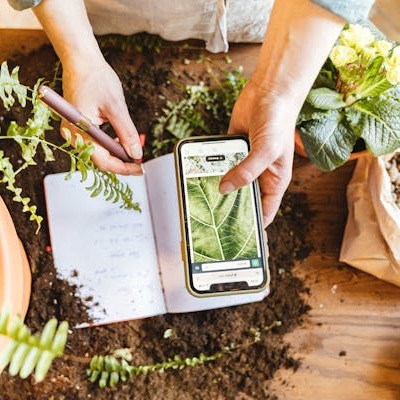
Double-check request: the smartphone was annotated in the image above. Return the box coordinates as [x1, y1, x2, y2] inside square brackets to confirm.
[174, 135, 269, 297]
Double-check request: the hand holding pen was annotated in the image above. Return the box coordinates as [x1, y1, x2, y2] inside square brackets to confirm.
[38, 85, 144, 175]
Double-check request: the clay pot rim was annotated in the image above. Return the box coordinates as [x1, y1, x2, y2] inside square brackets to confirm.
[0, 196, 31, 370]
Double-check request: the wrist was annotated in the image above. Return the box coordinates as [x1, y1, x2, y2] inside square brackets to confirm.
[59, 38, 105, 69]
[33, 0, 104, 66]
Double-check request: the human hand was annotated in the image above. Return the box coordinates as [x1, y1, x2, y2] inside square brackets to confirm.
[61, 55, 143, 175]
[219, 80, 296, 227]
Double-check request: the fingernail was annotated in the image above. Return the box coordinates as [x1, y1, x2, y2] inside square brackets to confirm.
[129, 142, 143, 159]
[220, 181, 235, 195]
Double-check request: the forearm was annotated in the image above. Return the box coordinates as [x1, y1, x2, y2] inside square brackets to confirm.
[251, 0, 345, 111]
[33, 0, 103, 67]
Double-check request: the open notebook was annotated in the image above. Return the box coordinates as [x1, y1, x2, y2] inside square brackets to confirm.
[44, 153, 269, 327]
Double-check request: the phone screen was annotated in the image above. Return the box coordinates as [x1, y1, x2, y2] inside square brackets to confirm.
[176, 136, 268, 296]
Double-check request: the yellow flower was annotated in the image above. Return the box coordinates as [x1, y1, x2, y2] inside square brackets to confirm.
[387, 46, 400, 68]
[340, 24, 374, 50]
[361, 46, 376, 64]
[330, 45, 358, 68]
[374, 40, 392, 57]
[386, 65, 400, 85]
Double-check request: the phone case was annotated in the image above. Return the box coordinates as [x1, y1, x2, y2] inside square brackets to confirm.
[173, 135, 270, 298]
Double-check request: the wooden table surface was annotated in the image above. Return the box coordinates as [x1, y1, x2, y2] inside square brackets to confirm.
[270, 159, 400, 400]
[0, 1, 399, 399]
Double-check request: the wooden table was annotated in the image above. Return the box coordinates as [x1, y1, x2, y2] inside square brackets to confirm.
[269, 158, 400, 400]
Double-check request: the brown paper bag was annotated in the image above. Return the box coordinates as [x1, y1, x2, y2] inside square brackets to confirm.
[339, 153, 400, 286]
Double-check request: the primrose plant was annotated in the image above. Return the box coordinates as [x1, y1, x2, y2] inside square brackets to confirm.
[297, 22, 400, 171]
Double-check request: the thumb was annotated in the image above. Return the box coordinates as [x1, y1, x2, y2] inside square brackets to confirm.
[219, 145, 270, 194]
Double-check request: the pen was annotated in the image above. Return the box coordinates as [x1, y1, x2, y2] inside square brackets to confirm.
[37, 85, 136, 163]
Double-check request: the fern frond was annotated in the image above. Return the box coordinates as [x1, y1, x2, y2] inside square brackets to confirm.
[62, 132, 139, 211]
[0, 310, 68, 382]
[88, 171, 140, 211]
[0, 62, 28, 109]
[0, 63, 140, 230]
[0, 151, 43, 230]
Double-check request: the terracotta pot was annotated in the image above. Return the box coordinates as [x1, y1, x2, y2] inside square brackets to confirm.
[0, 196, 31, 371]
[294, 129, 369, 161]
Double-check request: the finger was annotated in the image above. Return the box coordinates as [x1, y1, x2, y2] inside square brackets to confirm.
[261, 187, 286, 228]
[60, 120, 142, 176]
[104, 96, 142, 161]
[219, 143, 272, 194]
[91, 147, 143, 176]
[258, 156, 293, 227]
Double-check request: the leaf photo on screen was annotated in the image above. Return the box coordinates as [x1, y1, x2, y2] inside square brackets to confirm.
[187, 175, 258, 263]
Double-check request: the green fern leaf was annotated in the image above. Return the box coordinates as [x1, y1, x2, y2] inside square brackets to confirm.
[0, 310, 68, 382]
[0, 62, 27, 109]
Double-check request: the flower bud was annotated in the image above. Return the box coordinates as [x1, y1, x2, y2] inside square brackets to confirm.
[386, 65, 400, 85]
[330, 45, 358, 68]
[340, 24, 374, 50]
[374, 40, 392, 57]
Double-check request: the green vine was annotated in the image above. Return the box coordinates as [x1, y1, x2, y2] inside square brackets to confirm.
[0, 61, 139, 231]
[0, 309, 68, 382]
[87, 350, 228, 388]
[87, 320, 282, 388]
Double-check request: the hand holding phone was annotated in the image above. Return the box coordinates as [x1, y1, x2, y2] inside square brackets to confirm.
[174, 135, 269, 297]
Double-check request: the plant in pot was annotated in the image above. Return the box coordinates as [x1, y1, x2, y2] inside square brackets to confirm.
[296, 22, 400, 171]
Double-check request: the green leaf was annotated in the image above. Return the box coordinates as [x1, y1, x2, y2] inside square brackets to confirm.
[297, 102, 330, 125]
[354, 56, 393, 99]
[186, 176, 257, 262]
[0, 62, 27, 109]
[299, 109, 359, 171]
[350, 96, 400, 156]
[306, 88, 346, 110]
[0, 310, 68, 382]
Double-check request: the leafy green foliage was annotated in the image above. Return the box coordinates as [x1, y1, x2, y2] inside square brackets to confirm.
[187, 176, 257, 262]
[87, 349, 228, 388]
[0, 63, 27, 109]
[63, 129, 140, 211]
[296, 23, 400, 171]
[352, 96, 400, 155]
[87, 320, 282, 389]
[0, 61, 139, 229]
[299, 110, 359, 172]
[98, 32, 163, 54]
[0, 309, 68, 382]
[306, 88, 346, 110]
[152, 67, 247, 156]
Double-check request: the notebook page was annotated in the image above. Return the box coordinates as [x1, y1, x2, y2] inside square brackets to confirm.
[44, 171, 166, 327]
[144, 153, 268, 313]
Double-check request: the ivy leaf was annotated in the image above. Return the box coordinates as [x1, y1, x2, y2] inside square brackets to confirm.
[186, 176, 257, 262]
[350, 95, 400, 156]
[299, 109, 359, 171]
[306, 88, 346, 110]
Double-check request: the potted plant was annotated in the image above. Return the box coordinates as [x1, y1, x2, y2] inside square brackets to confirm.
[296, 22, 400, 171]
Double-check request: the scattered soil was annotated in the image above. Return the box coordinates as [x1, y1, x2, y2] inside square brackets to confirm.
[0, 36, 314, 399]
[384, 152, 400, 208]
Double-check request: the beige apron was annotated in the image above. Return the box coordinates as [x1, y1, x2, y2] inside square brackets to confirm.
[84, 0, 273, 52]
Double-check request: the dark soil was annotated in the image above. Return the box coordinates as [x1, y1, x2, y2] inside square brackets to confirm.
[0, 36, 313, 399]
